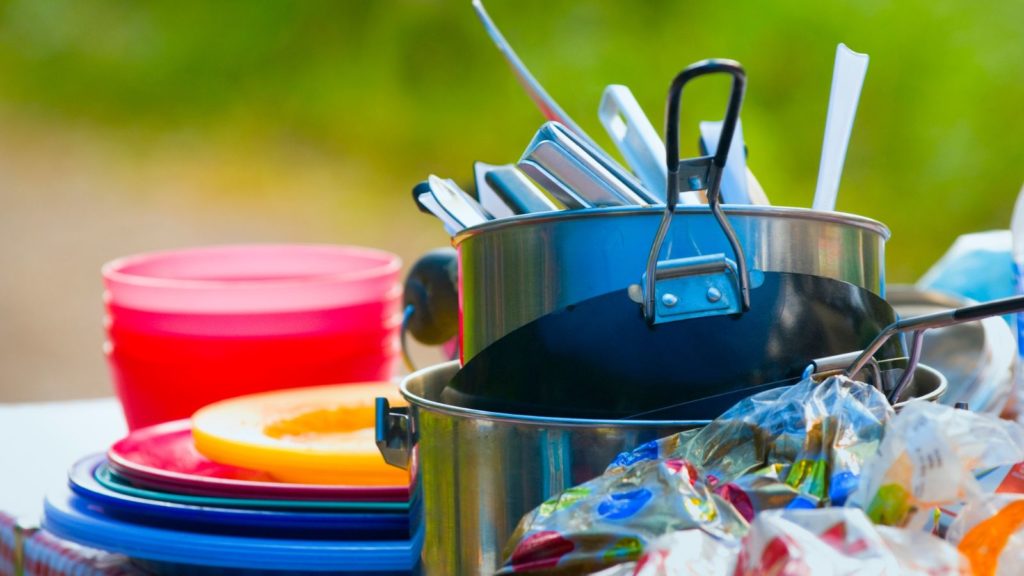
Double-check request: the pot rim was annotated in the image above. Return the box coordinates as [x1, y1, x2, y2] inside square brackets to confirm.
[399, 361, 711, 428]
[892, 362, 946, 406]
[453, 205, 891, 245]
[399, 360, 946, 425]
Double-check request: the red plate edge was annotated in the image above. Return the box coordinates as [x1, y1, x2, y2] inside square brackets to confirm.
[107, 419, 410, 502]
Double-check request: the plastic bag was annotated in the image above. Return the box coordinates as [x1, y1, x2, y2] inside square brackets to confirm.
[925, 459, 1024, 536]
[497, 457, 747, 575]
[609, 374, 893, 506]
[849, 400, 1024, 529]
[619, 529, 737, 576]
[599, 509, 967, 576]
[946, 494, 1024, 576]
[499, 375, 892, 574]
[734, 508, 968, 576]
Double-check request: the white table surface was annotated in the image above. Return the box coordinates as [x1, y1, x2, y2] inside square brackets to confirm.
[0, 397, 126, 525]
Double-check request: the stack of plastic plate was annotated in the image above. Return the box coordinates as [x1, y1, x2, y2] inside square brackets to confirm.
[43, 384, 421, 575]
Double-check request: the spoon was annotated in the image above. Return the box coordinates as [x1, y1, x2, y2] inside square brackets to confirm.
[812, 43, 869, 212]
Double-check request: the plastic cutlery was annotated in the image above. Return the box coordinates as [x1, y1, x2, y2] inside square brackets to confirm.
[473, 162, 517, 219]
[812, 43, 869, 212]
[414, 176, 490, 235]
[413, 185, 462, 235]
[597, 86, 671, 198]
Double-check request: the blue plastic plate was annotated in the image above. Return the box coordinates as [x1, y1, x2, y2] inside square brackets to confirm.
[68, 454, 412, 540]
[43, 486, 422, 573]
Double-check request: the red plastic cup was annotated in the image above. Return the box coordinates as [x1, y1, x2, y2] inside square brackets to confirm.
[104, 293, 400, 337]
[102, 244, 402, 430]
[105, 343, 399, 431]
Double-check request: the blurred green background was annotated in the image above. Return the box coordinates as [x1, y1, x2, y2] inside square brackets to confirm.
[0, 0, 1021, 400]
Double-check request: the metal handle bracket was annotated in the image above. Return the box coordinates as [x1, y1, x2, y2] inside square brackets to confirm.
[375, 398, 412, 470]
[645, 254, 740, 323]
[676, 155, 717, 192]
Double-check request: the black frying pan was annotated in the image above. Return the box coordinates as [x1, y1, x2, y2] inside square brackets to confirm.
[443, 271, 902, 419]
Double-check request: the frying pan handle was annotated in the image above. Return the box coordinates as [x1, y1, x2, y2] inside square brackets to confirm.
[643, 59, 750, 322]
[952, 296, 1024, 322]
[844, 294, 1024, 401]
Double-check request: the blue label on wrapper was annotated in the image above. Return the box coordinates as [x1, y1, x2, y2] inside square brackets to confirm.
[597, 488, 653, 520]
[608, 441, 660, 469]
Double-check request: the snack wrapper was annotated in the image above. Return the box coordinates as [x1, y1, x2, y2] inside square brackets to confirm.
[499, 375, 892, 574]
[849, 401, 1024, 529]
[946, 494, 1024, 576]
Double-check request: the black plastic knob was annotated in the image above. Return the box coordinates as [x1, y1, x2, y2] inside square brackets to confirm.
[402, 248, 458, 345]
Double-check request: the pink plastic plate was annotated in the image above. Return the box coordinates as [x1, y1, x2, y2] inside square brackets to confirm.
[107, 420, 410, 502]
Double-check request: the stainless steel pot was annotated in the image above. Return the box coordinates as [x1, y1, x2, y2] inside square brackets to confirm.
[376, 360, 944, 575]
[454, 205, 889, 362]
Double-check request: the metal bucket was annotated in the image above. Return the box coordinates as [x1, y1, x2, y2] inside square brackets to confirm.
[376, 360, 944, 575]
[378, 361, 706, 575]
[454, 205, 889, 362]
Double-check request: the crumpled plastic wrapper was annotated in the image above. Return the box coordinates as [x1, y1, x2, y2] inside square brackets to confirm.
[612, 373, 893, 508]
[733, 508, 968, 576]
[592, 508, 968, 576]
[848, 400, 1024, 529]
[946, 493, 1024, 576]
[497, 457, 747, 575]
[498, 375, 893, 574]
[923, 458, 1024, 536]
[588, 529, 736, 576]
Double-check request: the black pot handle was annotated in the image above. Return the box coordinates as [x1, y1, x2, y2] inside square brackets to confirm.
[643, 59, 750, 323]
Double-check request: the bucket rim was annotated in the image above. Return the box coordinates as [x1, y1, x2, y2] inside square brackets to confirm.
[399, 361, 710, 428]
[400, 360, 946, 425]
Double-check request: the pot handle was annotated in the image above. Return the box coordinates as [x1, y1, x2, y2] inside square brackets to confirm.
[642, 59, 751, 324]
[375, 397, 412, 470]
[844, 294, 1024, 404]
